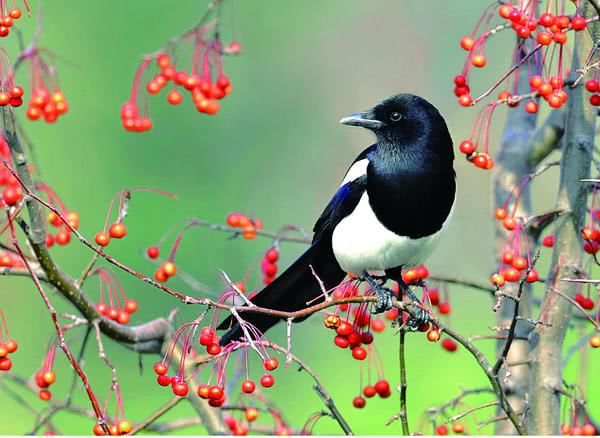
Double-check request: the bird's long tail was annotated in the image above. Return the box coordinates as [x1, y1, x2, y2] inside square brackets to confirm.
[217, 238, 345, 346]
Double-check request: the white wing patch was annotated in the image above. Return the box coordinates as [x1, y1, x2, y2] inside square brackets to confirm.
[332, 193, 454, 274]
[340, 158, 368, 186]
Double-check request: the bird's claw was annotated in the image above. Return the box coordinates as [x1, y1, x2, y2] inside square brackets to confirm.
[405, 304, 429, 330]
[374, 286, 394, 313]
[402, 286, 429, 330]
[364, 274, 394, 314]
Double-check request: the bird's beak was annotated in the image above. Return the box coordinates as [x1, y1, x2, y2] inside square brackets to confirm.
[339, 112, 382, 129]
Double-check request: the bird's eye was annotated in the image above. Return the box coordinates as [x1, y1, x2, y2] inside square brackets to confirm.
[389, 112, 402, 122]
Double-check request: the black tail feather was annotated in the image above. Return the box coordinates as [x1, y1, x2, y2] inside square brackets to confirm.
[218, 237, 344, 346]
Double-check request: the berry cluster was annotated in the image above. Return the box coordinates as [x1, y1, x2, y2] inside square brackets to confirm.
[261, 247, 279, 285]
[19, 45, 71, 123]
[435, 422, 466, 435]
[490, 207, 538, 287]
[585, 76, 600, 106]
[0, 4, 26, 39]
[92, 384, 132, 436]
[25, 88, 68, 123]
[0, 136, 23, 208]
[352, 379, 391, 409]
[121, 6, 238, 132]
[93, 190, 129, 248]
[455, 1, 595, 170]
[226, 212, 263, 240]
[92, 268, 138, 325]
[0, 308, 17, 372]
[35, 183, 81, 248]
[34, 341, 57, 401]
[560, 421, 597, 435]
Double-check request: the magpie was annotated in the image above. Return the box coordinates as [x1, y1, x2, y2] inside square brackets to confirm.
[218, 93, 455, 345]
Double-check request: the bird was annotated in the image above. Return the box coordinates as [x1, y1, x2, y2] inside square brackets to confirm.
[218, 93, 455, 346]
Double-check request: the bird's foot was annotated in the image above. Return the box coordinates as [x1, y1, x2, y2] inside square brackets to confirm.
[401, 285, 429, 330]
[364, 274, 394, 314]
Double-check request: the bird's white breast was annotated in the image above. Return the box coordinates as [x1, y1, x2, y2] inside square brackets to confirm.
[332, 193, 454, 275]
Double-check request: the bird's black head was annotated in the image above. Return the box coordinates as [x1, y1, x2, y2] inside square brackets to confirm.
[340, 93, 453, 161]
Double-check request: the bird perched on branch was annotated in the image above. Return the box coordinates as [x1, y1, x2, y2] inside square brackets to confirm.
[218, 93, 455, 345]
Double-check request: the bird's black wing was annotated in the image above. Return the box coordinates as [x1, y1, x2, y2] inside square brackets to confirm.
[217, 161, 368, 345]
[312, 173, 368, 243]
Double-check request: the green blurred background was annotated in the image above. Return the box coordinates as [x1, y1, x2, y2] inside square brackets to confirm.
[0, 0, 597, 435]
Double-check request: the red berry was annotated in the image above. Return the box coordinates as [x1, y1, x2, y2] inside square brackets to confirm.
[529, 75, 543, 90]
[197, 384, 210, 399]
[586, 80, 599, 93]
[208, 385, 224, 400]
[2, 186, 22, 206]
[207, 343, 221, 356]
[542, 235, 554, 247]
[525, 101, 538, 114]
[452, 422, 465, 434]
[471, 54, 486, 68]
[363, 385, 376, 398]
[454, 75, 467, 86]
[108, 222, 127, 239]
[0, 357, 12, 371]
[525, 269, 539, 283]
[584, 240, 599, 254]
[260, 374, 275, 388]
[539, 13, 555, 27]
[436, 425, 449, 435]
[503, 267, 521, 282]
[154, 362, 168, 375]
[460, 36, 475, 51]
[156, 374, 171, 386]
[361, 332, 374, 345]
[582, 297, 595, 310]
[9, 8, 21, 19]
[441, 338, 458, 352]
[336, 321, 354, 336]
[147, 246, 160, 259]
[117, 310, 130, 325]
[495, 208, 507, 220]
[352, 396, 366, 408]
[374, 379, 390, 395]
[5, 340, 17, 353]
[553, 31, 567, 45]
[491, 273, 505, 287]
[427, 329, 440, 342]
[582, 424, 597, 436]
[167, 89, 183, 105]
[536, 31, 553, 45]
[571, 15, 587, 31]
[55, 228, 71, 245]
[498, 4, 513, 19]
[427, 288, 440, 305]
[264, 357, 278, 371]
[438, 302, 451, 314]
[512, 256, 528, 271]
[264, 250, 279, 266]
[241, 380, 256, 393]
[503, 217, 517, 231]
[351, 346, 367, 360]
[370, 318, 386, 332]
[172, 382, 189, 397]
[124, 299, 138, 314]
[94, 232, 110, 247]
[459, 140, 476, 155]
[458, 95, 473, 107]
